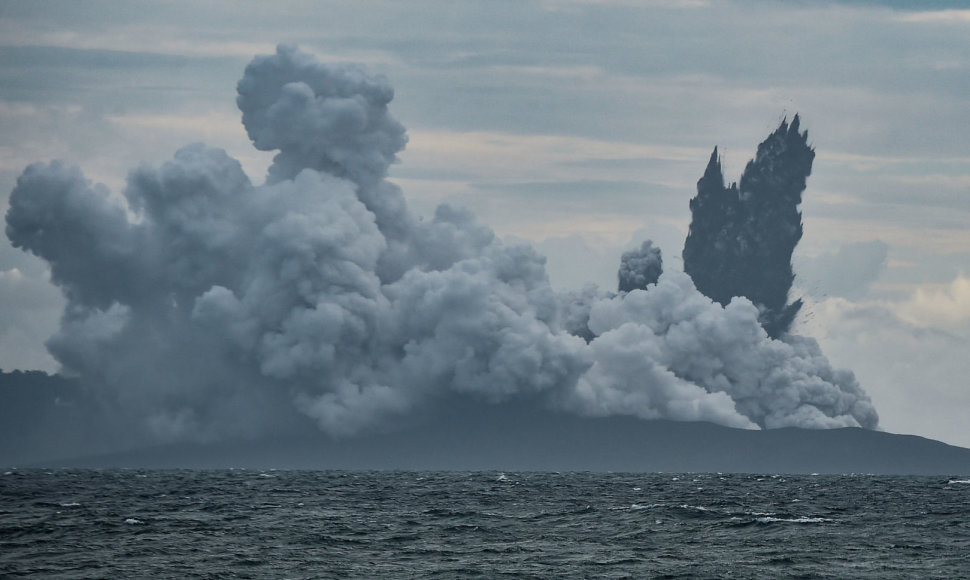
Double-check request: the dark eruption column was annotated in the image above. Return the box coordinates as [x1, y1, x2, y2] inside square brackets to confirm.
[682, 116, 814, 338]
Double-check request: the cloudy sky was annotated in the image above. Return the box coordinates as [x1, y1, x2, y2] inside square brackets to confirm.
[1, 0, 968, 447]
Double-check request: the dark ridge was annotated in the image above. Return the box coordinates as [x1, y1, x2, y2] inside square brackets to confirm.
[20, 400, 970, 475]
[0, 370, 120, 466]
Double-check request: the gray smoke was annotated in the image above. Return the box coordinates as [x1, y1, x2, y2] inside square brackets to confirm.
[618, 241, 663, 293]
[682, 117, 813, 338]
[5, 45, 877, 445]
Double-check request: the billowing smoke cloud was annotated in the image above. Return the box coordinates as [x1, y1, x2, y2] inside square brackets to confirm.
[683, 117, 813, 338]
[5, 45, 877, 445]
[618, 240, 662, 293]
[560, 240, 664, 345]
[571, 271, 876, 429]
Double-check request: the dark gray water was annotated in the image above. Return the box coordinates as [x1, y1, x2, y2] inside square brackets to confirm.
[2, 469, 968, 578]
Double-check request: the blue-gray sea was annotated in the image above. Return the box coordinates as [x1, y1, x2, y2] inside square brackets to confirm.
[2, 469, 968, 578]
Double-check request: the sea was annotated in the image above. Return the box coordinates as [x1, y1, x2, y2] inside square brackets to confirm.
[1, 469, 968, 578]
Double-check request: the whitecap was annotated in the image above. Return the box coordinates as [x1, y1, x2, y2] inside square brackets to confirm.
[756, 516, 831, 524]
[124, 518, 144, 525]
[678, 504, 712, 512]
[60, 502, 81, 507]
[947, 479, 970, 485]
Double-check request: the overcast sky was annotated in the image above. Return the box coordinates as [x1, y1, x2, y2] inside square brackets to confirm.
[1, 0, 968, 447]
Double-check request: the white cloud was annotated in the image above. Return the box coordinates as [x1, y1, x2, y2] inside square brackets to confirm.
[799, 277, 970, 448]
[894, 9, 970, 24]
[894, 275, 970, 331]
[795, 240, 888, 300]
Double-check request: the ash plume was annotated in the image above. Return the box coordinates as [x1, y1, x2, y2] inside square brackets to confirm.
[618, 241, 663, 293]
[683, 117, 813, 338]
[5, 45, 877, 448]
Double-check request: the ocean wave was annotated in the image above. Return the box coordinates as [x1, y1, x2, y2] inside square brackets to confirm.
[756, 516, 831, 524]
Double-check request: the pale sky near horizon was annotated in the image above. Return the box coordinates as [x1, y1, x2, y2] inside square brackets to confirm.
[1, 0, 968, 447]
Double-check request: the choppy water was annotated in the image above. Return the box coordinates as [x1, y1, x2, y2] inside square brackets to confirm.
[2, 469, 968, 578]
